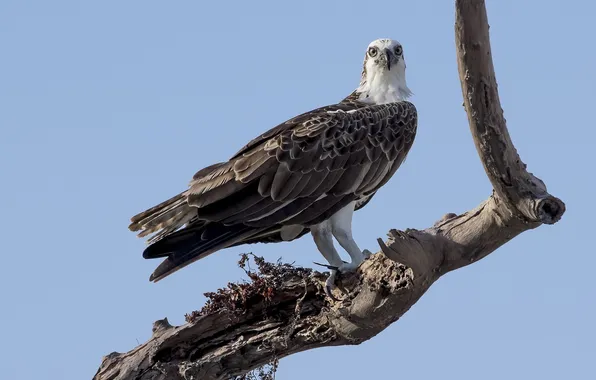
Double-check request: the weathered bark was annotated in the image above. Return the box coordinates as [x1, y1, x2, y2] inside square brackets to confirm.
[94, 1, 565, 379]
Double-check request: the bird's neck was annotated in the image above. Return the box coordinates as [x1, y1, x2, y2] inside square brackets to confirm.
[354, 69, 412, 105]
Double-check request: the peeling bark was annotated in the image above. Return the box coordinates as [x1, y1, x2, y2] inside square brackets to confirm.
[94, 1, 565, 379]
[454, 0, 564, 225]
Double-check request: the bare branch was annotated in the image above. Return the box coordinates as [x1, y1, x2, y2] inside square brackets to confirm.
[454, 0, 565, 224]
[94, 1, 565, 379]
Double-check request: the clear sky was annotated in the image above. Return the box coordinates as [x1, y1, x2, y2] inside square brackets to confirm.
[0, 1, 593, 379]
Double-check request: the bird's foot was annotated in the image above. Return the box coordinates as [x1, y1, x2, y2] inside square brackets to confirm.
[315, 250, 373, 301]
[313, 260, 348, 271]
[322, 261, 366, 301]
[362, 249, 373, 258]
[324, 269, 341, 301]
[337, 261, 361, 273]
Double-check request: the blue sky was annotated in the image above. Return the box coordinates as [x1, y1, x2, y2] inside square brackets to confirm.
[0, 1, 593, 379]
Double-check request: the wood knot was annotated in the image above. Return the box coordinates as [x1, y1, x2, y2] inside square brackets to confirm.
[104, 351, 120, 360]
[152, 318, 172, 336]
[434, 213, 458, 226]
[536, 197, 565, 225]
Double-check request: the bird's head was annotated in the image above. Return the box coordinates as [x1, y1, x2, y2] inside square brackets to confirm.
[356, 39, 412, 104]
[364, 39, 404, 72]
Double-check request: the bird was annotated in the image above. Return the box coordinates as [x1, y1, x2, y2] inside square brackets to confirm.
[129, 38, 417, 296]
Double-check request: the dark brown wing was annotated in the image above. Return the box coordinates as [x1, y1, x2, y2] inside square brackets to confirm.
[230, 99, 369, 159]
[131, 101, 417, 281]
[185, 101, 417, 224]
[231, 191, 377, 246]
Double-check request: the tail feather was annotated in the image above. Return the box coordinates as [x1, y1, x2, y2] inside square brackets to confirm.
[129, 192, 195, 242]
[146, 224, 266, 282]
[144, 211, 197, 244]
[129, 193, 185, 228]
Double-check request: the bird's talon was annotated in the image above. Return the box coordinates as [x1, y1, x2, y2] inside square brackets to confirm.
[313, 262, 339, 271]
[325, 284, 341, 301]
[324, 270, 342, 301]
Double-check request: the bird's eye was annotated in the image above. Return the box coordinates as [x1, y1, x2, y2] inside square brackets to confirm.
[394, 45, 403, 56]
[368, 47, 378, 57]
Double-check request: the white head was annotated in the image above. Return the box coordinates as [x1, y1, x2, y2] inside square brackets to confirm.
[356, 39, 412, 104]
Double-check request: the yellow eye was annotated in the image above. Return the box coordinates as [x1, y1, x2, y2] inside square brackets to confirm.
[368, 47, 378, 57]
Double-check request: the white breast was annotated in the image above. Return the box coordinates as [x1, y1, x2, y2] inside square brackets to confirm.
[356, 67, 411, 104]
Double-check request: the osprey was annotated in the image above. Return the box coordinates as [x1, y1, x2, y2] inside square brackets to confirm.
[129, 38, 417, 293]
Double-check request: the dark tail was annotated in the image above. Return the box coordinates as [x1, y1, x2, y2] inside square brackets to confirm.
[144, 222, 266, 282]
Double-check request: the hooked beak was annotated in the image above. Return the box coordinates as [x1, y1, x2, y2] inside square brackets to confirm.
[384, 49, 394, 70]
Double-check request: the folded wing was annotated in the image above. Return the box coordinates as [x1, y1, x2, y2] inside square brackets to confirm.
[129, 101, 417, 281]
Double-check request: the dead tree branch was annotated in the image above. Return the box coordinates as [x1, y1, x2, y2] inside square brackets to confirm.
[94, 1, 565, 379]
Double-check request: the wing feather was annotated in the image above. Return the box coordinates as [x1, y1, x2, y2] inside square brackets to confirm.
[331, 161, 372, 195]
[283, 194, 353, 226]
[270, 164, 303, 201]
[221, 198, 282, 224]
[357, 158, 383, 191]
[283, 172, 313, 199]
[245, 196, 321, 227]
[198, 183, 265, 222]
[132, 100, 418, 282]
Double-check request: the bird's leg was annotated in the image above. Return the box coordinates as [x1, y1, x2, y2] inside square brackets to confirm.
[310, 221, 343, 298]
[330, 202, 372, 273]
[311, 221, 343, 267]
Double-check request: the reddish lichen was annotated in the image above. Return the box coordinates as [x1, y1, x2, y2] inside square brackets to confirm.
[184, 254, 314, 323]
[234, 358, 279, 380]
